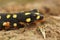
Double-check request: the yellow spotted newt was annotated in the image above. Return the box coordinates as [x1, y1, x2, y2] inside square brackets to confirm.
[0, 9, 44, 30]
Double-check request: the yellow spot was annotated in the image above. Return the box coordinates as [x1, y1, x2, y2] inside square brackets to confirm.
[6, 14, 11, 19]
[25, 13, 31, 15]
[0, 16, 1, 19]
[3, 22, 6, 26]
[26, 18, 31, 22]
[13, 23, 17, 27]
[36, 15, 40, 19]
[35, 13, 40, 15]
[13, 14, 17, 18]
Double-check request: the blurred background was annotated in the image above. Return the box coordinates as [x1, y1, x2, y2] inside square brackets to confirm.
[0, 0, 60, 16]
[0, 0, 60, 40]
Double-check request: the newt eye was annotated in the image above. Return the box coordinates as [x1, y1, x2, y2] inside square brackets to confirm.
[39, 15, 44, 20]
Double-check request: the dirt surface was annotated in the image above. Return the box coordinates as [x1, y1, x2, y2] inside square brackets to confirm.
[0, 0, 60, 40]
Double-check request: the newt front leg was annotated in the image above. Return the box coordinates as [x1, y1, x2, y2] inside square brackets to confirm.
[34, 19, 46, 39]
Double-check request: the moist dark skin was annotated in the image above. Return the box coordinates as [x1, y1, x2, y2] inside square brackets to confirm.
[0, 9, 44, 30]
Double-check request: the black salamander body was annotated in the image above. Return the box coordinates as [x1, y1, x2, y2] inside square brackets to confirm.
[0, 9, 44, 30]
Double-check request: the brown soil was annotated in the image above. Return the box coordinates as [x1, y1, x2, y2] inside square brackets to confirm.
[0, 0, 60, 40]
